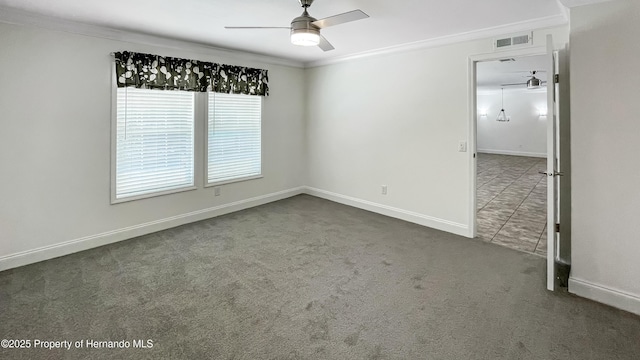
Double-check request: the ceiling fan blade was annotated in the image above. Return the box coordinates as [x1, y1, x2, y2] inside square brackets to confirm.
[318, 35, 335, 52]
[505, 70, 547, 73]
[225, 26, 291, 29]
[501, 83, 527, 86]
[312, 9, 369, 29]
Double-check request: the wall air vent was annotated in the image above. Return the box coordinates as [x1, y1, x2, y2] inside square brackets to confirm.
[494, 32, 533, 51]
[496, 38, 512, 48]
[512, 34, 530, 45]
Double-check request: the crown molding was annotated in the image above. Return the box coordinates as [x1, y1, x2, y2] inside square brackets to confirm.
[558, 0, 613, 8]
[555, 0, 570, 19]
[0, 5, 569, 70]
[0, 6, 305, 69]
[305, 15, 568, 68]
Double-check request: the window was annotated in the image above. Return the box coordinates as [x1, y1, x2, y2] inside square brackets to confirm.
[113, 87, 195, 201]
[207, 92, 262, 185]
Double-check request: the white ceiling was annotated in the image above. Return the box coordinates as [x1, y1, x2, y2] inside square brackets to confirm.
[477, 55, 548, 91]
[0, 0, 567, 65]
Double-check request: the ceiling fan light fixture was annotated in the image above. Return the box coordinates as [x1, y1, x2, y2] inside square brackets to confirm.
[291, 28, 320, 46]
[226, 0, 367, 52]
[526, 76, 543, 89]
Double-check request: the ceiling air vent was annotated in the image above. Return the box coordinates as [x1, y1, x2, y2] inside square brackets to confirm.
[494, 32, 533, 51]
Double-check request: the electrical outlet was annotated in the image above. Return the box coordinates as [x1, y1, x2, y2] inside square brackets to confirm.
[381, 185, 388, 195]
[458, 141, 467, 152]
[214, 187, 221, 196]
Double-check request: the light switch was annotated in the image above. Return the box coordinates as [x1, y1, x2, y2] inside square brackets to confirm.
[458, 141, 467, 152]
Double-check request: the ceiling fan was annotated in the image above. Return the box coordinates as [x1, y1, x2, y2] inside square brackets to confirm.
[502, 71, 547, 89]
[225, 0, 369, 51]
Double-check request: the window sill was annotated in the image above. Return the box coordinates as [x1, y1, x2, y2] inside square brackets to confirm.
[111, 185, 197, 204]
[205, 175, 263, 188]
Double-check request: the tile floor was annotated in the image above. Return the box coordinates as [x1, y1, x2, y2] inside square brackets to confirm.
[476, 153, 548, 256]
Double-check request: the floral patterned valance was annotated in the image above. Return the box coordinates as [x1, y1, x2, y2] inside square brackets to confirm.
[113, 51, 269, 96]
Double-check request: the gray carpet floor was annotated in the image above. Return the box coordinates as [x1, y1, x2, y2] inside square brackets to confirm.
[1, 195, 639, 359]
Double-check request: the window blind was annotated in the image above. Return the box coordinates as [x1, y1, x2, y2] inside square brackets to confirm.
[207, 92, 262, 184]
[115, 87, 195, 199]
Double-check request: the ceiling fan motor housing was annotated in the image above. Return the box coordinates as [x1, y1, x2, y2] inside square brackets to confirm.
[291, 12, 319, 33]
[527, 77, 543, 89]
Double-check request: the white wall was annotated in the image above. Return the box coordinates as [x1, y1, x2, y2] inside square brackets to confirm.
[305, 27, 568, 236]
[568, 0, 640, 315]
[0, 22, 306, 269]
[477, 89, 547, 157]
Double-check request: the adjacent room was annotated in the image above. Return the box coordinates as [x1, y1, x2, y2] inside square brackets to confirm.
[475, 56, 549, 255]
[1, 0, 639, 359]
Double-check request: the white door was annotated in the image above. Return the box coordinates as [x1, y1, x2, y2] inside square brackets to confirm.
[546, 34, 558, 291]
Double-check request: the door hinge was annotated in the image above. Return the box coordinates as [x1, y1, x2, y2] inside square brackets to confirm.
[555, 223, 560, 233]
[554, 74, 560, 83]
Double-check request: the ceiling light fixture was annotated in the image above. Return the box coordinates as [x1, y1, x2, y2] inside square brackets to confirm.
[290, 2, 320, 46]
[497, 88, 509, 122]
[290, 26, 320, 46]
[526, 76, 543, 89]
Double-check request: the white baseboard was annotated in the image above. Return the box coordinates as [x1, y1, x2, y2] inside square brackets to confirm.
[1, 186, 470, 271]
[304, 186, 469, 237]
[0, 187, 305, 272]
[569, 277, 640, 316]
[478, 149, 547, 158]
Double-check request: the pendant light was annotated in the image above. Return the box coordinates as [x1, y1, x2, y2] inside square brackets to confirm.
[496, 88, 509, 122]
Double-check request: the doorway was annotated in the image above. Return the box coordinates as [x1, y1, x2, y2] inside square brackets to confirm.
[475, 55, 548, 256]
[468, 35, 566, 291]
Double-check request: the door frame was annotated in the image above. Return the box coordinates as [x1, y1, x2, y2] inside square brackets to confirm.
[467, 46, 547, 239]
